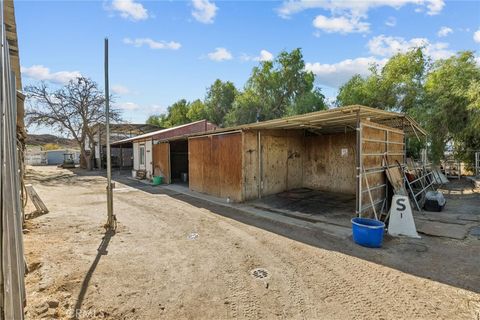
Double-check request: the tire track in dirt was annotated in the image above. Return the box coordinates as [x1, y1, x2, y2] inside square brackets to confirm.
[212, 220, 317, 319]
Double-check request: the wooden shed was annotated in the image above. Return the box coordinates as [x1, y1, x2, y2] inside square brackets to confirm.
[188, 105, 426, 216]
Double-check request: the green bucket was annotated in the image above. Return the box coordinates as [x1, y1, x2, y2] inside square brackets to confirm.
[152, 176, 163, 185]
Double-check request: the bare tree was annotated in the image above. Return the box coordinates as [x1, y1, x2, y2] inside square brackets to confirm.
[25, 76, 122, 170]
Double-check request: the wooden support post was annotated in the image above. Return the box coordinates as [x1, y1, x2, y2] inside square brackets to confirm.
[25, 184, 49, 218]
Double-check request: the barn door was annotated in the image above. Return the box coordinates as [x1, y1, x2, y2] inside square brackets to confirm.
[153, 142, 170, 183]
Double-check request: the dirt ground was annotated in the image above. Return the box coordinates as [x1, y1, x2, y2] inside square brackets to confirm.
[23, 166, 480, 319]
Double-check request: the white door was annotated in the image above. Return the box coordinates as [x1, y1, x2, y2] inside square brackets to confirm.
[139, 143, 146, 170]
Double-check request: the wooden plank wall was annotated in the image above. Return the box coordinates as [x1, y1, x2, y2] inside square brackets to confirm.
[242, 129, 357, 201]
[190, 122, 404, 207]
[360, 120, 405, 216]
[153, 142, 170, 183]
[303, 132, 356, 194]
[188, 133, 243, 202]
[259, 130, 304, 197]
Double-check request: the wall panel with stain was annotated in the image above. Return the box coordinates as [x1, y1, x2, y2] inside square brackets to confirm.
[303, 131, 356, 194]
[188, 133, 243, 202]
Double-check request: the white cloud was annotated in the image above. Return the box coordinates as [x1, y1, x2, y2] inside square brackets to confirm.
[277, 0, 445, 18]
[116, 102, 140, 110]
[21, 65, 81, 84]
[207, 47, 232, 61]
[277, 0, 444, 34]
[110, 0, 149, 21]
[111, 84, 130, 95]
[305, 57, 387, 88]
[367, 35, 453, 60]
[425, 0, 445, 15]
[191, 0, 218, 24]
[474, 29, 480, 43]
[437, 26, 453, 37]
[313, 15, 369, 34]
[241, 49, 274, 62]
[123, 38, 181, 50]
[385, 16, 396, 27]
[258, 50, 274, 61]
[148, 104, 167, 115]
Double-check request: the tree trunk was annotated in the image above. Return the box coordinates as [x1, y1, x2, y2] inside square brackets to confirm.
[85, 153, 92, 171]
[79, 145, 92, 170]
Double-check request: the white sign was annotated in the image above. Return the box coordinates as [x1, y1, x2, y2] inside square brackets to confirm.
[388, 195, 421, 238]
[341, 148, 348, 157]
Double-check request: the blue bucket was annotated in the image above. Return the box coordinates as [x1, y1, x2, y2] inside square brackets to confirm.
[351, 217, 385, 248]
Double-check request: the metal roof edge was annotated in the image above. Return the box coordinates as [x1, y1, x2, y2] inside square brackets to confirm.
[111, 119, 212, 145]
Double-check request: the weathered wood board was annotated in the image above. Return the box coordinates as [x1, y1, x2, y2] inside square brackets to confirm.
[189, 133, 243, 202]
[360, 120, 405, 216]
[153, 142, 170, 183]
[303, 131, 356, 195]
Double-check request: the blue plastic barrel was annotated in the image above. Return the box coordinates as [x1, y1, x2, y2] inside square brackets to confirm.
[351, 217, 385, 248]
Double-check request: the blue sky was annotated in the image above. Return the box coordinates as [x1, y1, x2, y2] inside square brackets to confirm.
[17, 0, 480, 134]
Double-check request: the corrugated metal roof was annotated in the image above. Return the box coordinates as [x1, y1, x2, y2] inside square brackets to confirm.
[189, 105, 427, 138]
[111, 119, 214, 145]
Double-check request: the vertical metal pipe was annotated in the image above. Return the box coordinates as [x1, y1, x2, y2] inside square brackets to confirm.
[104, 38, 114, 229]
[355, 110, 361, 217]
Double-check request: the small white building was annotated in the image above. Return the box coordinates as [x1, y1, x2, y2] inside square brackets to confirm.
[86, 123, 159, 169]
[25, 146, 47, 166]
[112, 120, 216, 181]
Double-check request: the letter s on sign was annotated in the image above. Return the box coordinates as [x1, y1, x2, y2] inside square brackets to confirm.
[396, 198, 406, 211]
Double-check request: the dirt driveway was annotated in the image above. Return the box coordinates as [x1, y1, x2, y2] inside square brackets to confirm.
[24, 166, 480, 319]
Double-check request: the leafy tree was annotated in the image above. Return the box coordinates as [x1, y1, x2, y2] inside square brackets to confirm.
[225, 89, 263, 125]
[336, 74, 370, 107]
[204, 80, 237, 127]
[381, 48, 428, 112]
[288, 88, 326, 115]
[147, 99, 190, 128]
[337, 49, 480, 163]
[25, 77, 121, 170]
[167, 99, 190, 126]
[337, 48, 428, 113]
[227, 48, 327, 125]
[187, 99, 207, 121]
[422, 51, 480, 163]
[146, 114, 167, 127]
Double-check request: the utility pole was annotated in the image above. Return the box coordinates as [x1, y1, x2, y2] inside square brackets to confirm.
[104, 37, 116, 230]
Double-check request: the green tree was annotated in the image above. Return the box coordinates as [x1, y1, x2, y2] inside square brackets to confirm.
[381, 48, 428, 112]
[337, 48, 428, 113]
[227, 48, 327, 125]
[147, 99, 190, 128]
[290, 88, 327, 115]
[336, 74, 370, 107]
[422, 51, 480, 162]
[146, 114, 167, 127]
[204, 79, 237, 127]
[187, 99, 207, 121]
[224, 89, 263, 126]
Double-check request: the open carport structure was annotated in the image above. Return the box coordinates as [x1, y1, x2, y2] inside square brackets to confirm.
[188, 105, 426, 217]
